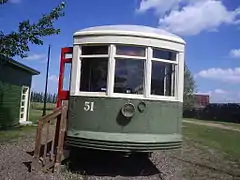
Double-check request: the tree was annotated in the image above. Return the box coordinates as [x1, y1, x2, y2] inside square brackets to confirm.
[183, 64, 196, 110]
[0, 0, 65, 59]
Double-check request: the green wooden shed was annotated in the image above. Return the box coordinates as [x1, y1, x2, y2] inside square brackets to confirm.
[0, 55, 40, 128]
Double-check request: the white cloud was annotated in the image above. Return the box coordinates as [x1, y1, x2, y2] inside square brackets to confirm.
[195, 67, 240, 83]
[213, 88, 228, 94]
[24, 53, 46, 61]
[230, 49, 240, 58]
[137, 0, 179, 15]
[197, 88, 228, 95]
[49, 75, 58, 82]
[197, 89, 240, 103]
[213, 91, 240, 103]
[32, 74, 58, 93]
[137, 0, 240, 35]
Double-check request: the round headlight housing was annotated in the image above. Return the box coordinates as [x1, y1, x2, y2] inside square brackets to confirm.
[121, 103, 135, 118]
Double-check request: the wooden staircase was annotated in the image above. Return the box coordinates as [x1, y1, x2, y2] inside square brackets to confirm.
[31, 100, 69, 173]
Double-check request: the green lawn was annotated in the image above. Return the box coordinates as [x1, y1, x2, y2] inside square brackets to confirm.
[183, 122, 240, 161]
[0, 102, 55, 142]
[29, 109, 52, 124]
[30, 102, 56, 110]
[184, 118, 240, 130]
[0, 125, 36, 142]
[29, 102, 56, 124]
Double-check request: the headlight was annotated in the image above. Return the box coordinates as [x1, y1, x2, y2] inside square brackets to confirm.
[121, 103, 135, 118]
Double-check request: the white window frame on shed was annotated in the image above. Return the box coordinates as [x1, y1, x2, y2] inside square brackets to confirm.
[19, 85, 29, 123]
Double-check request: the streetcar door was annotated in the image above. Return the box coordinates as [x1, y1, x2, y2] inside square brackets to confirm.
[57, 47, 73, 107]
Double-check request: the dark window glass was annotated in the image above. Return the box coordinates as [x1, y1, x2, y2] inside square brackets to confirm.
[114, 58, 144, 94]
[151, 61, 175, 96]
[116, 45, 145, 57]
[81, 45, 108, 55]
[80, 58, 108, 92]
[153, 48, 176, 61]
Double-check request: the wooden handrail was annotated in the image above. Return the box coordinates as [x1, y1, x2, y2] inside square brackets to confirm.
[32, 100, 68, 172]
[38, 107, 62, 123]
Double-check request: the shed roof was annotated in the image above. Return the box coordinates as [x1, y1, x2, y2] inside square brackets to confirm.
[0, 55, 40, 75]
[74, 25, 185, 44]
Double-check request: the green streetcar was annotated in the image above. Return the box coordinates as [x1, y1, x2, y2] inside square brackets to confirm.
[57, 25, 186, 157]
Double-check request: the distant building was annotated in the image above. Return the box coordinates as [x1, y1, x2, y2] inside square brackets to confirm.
[0, 56, 40, 128]
[193, 93, 210, 108]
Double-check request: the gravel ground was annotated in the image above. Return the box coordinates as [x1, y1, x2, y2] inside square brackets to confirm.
[0, 132, 240, 180]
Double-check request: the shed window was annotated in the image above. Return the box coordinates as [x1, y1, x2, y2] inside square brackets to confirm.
[114, 58, 144, 94]
[151, 61, 175, 96]
[153, 48, 176, 61]
[116, 45, 145, 57]
[82, 45, 108, 55]
[80, 58, 108, 92]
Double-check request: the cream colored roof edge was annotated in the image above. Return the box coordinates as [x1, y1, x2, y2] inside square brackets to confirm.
[73, 25, 186, 45]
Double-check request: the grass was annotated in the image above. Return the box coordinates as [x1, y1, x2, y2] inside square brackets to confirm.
[0, 125, 36, 142]
[30, 102, 56, 110]
[29, 102, 56, 124]
[184, 118, 240, 130]
[183, 122, 240, 161]
[29, 109, 52, 124]
[0, 102, 55, 142]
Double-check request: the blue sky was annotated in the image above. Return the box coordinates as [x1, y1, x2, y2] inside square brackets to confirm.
[1, 0, 240, 103]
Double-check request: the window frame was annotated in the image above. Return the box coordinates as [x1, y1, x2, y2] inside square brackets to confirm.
[149, 47, 178, 100]
[115, 44, 146, 58]
[75, 43, 180, 101]
[78, 44, 110, 97]
[112, 57, 146, 98]
[112, 44, 147, 99]
[152, 47, 177, 61]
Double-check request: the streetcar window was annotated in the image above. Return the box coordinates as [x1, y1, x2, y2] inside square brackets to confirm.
[114, 58, 144, 94]
[153, 48, 176, 61]
[81, 45, 108, 55]
[64, 53, 72, 59]
[116, 45, 145, 57]
[63, 63, 71, 91]
[151, 61, 175, 96]
[80, 58, 108, 92]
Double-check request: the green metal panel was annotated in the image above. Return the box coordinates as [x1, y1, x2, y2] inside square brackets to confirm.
[66, 96, 183, 152]
[0, 82, 22, 128]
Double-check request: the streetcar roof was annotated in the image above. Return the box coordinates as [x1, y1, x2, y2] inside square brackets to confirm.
[73, 25, 185, 44]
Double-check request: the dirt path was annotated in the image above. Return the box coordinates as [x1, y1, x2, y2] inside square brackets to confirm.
[183, 119, 240, 132]
[0, 131, 240, 180]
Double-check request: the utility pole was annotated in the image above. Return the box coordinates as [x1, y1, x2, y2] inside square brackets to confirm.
[42, 44, 51, 116]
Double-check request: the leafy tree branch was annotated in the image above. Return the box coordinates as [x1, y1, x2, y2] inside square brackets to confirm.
[0, 1, 65, 58]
